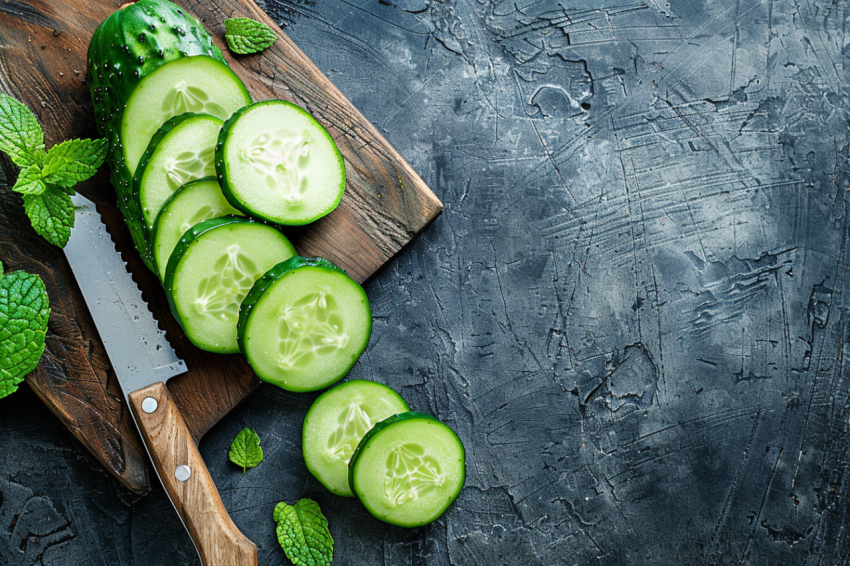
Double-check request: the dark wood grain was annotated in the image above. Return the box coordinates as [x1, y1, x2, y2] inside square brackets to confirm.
[0, 0, 441, 494]
[129, 382, 258, 566]
[0, 196, 152, 494]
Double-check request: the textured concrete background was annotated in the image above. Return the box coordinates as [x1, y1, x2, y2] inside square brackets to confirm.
[1, 0, 849, 564]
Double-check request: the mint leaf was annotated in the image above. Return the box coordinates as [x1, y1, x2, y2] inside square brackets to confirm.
[274, 499, 333, 566]
[228, 427, 264, 474]
[0, 266, 49, 399]
[0, 93, 45, 167]
[224, 18, 277, 55]
[41, 138, 107, 188]
[23, 188, 75, 248]
[13, 165, 47, 195]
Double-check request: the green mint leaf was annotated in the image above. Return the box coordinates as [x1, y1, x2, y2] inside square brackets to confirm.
[0, 93, 45, 168]
[228, 427, 264, 473]
[0, 267, 49, 399]
[41, 138, 107, 188]
[23, 188, 75, 248]
[273, 499, 333, 566]
[224, 17, 277, 55]
[13, 165, 47, 195]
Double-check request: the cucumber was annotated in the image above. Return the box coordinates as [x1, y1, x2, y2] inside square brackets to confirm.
[165, 217, 296, 353]
[303, 380, 410, 497]
[88, 0, 248, 270]
[237, 257, 371, 391]
[134, 113, 223, 236]
[216, 100, 345, 225]
[348, 412, 465, 528]
[152, 177, 243, 280]
[123, 56, 251, 177]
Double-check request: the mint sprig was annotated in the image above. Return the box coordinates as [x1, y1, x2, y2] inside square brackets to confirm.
[274, 499, 333, 566]
[0, 93, 107, 248]
[224, 17, 277, 55]
[228, 427, 264, 474]
[0, 261, 50, 400]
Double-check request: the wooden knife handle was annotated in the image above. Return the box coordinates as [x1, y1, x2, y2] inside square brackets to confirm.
[128, 382, 258, 566]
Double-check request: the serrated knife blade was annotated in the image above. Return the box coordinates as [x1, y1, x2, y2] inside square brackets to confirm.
[64, 194, 257, 566]
[65, 194, 185, 391]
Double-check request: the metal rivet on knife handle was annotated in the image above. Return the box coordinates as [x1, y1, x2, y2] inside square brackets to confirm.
[175, 465, 191, 482]
[141, 397, 159, 414]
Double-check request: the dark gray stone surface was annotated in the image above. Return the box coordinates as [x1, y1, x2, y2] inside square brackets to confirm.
[2, 0, 849, 563]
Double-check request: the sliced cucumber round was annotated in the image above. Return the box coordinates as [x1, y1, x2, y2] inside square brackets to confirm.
[122, 55, 252, 175]
[237, 257, 371, 391]
[349, 412, 465, 528]
[152, 177, 243, 280]
[165, 216, 296, 353]
[303, 380, 409, 497]
[216, 100, 345, 225]
[134, 112, 223, 234]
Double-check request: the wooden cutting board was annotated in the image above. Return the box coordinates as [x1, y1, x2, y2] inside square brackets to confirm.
[0, 0, 441, 494]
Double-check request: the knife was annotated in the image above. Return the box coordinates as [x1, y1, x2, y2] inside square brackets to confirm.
[65, 194, 258, 566]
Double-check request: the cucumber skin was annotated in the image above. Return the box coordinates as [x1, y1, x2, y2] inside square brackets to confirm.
[348, 412, 467, 528]
[88, 0, 226, 271]
[302, 379, 410, 497]
[237, 256, 370, 391]
[132, 112, 216, 240]
[215, 100, 347, 226]
[163, 215, 271, 333]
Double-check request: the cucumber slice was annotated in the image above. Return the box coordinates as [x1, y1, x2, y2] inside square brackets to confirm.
[134, 113, 223, 234]
[122, 56, 252, 175]
[152, 177, 243, 280]
[238, 257, 371, 391]
[303, 380, 410, 497]
[216, 100, 345, 225]
[349, 412, 465, 528]
[165, 217, 296, 353]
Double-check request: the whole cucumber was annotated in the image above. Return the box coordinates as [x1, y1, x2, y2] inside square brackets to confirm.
[87, 0, 225, 270]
